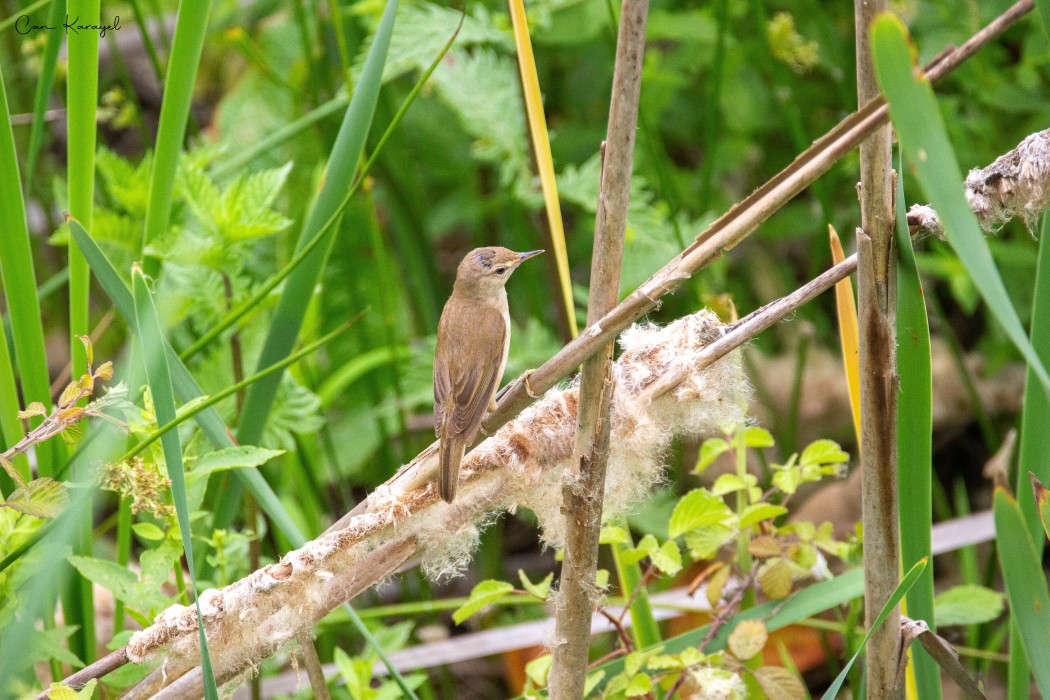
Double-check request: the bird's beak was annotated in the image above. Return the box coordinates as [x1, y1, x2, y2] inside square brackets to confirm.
[516, 250, 545, 264]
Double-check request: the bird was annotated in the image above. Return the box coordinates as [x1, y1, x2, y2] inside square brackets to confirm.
[434, 247, 544, 502]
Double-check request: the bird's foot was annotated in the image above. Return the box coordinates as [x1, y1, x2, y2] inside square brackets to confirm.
[523, 369, 541, 399]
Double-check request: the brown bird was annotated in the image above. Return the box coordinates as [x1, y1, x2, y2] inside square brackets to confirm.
[434, 247, 544, 502]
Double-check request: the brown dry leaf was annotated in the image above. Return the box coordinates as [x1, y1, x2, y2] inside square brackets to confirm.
[728, 619, 768, 661]
[706, 565, 730, 608]
[759, 558, 793, 600]
[95, 361, 114, 382]
[748, 535, 781, 559]
[753, 666, 807, 700]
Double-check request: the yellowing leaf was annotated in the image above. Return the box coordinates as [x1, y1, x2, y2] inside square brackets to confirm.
[17, 401, 47, 420]
[3, 477, 68, 518]
[727, 619, 768, 661]
[759, 558, 793, 600]
[753, 666, 806, 700]
[706, 565, 730, 608]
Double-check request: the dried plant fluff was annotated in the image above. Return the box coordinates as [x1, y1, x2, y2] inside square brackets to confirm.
[907, 129, 1050, 240]
[122, 310, 748, 696]
[965, 128, 1050, 234]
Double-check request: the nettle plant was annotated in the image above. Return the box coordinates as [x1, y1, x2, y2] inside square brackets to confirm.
[453, 426, 856, 699]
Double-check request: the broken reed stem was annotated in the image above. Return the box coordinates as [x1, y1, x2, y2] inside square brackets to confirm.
[855, 0, 902, 697]
[549, 0, 649, 695]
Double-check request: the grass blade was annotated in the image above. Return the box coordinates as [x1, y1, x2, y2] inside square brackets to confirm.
[24, 0, 66, 187]
[994, 487, 1050, 696]
[0, 46, 54, 472]
[895, 155, 939, 700]
[132, 266, 219, 699]
[871, 14, 1050, 396]
[507, 0, 576, 337]
[821, 558, 928, 700]
[1009, 212, 1050, 697]
[236, 0, 399, 446]
[141, 0, 213, 251]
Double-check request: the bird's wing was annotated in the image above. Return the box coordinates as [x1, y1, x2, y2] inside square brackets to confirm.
[434, 304, 507, 443]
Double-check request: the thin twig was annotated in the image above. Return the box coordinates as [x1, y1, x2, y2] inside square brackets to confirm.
[549, 0, 649, 695]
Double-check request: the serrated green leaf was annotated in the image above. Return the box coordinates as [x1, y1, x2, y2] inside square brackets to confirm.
[452, 580, 514, 624]
[934, 585, 1004, 626]
[600, 524, 632, 544]
[696, 438, 730, 474]
[685, 525, 736, 559]
[651, 540, 683, 576]
[625, 672, 652, 696]
[799, 439, 849, 467]
[668, 489, 734, 539]
[3, 478, 68, 519]
[739, 504, 788, 529]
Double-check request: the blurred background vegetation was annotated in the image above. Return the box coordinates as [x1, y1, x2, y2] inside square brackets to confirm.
[2, 0, 1049, 695]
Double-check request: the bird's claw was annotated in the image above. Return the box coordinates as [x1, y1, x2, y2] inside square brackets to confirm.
[523, 369, 541, 399]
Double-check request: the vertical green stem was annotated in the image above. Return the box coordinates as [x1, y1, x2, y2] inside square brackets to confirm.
[66, 0, 101, 666]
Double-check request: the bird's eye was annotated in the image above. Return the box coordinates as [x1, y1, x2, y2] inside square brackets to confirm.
[494, 267, 507, 275]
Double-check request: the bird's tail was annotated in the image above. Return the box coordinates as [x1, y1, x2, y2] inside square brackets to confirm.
[439, 434, 465, 503]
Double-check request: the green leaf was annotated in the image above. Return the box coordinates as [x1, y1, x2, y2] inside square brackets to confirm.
[584, 669, 606, 696]
[696, 438, 730, 474]
[131, 522, 166, 541]
[668, 489, 734, 539]
[732, 427, 775, 449]
[600, 524, 632, 545]
[871, 14, 1050, 397]
[711, 473, 753, 496]
[651, 540, 683, 576]
[518, 570, 553, 600]
[739, 504, 788, 529]
[684, 525, 736, 559]
[798, 439, 848, 467]
[525, 653, 552, 687]
[934, 585, 1005, 627]
[2, 478, 68, 519]
[452, 580, 514, 624]
[993, 488, 1050, 695]
[625, 672, 652, 696]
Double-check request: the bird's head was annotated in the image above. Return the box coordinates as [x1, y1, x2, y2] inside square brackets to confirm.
[454, 247, 544, 292]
